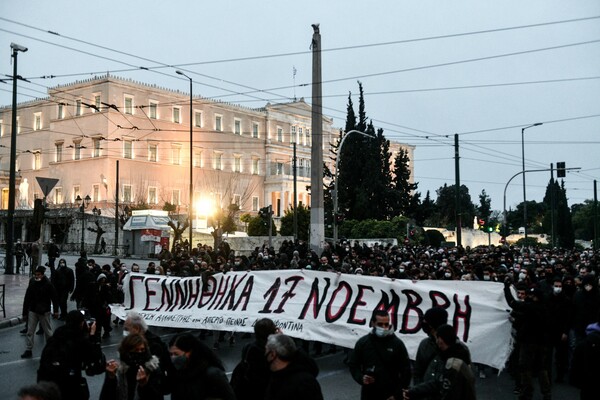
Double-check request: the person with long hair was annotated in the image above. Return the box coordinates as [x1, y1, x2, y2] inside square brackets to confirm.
[100, 333, 163, 400]
[167, 333, 235, 400]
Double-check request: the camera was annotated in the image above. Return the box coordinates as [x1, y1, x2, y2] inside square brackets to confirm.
[86, 317, 96, 327]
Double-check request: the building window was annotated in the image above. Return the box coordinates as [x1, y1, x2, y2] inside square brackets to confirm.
[73, 186, 80, 203]
[173, 107, 181, 124]
[92, 184, 100, 202]
[148, 144, 157, 162]
[94, 94, 101, 111]
[123, 185, 132, 203]
[277, 127, 283, 142]
[0, 119, 3, 137]
[291, 126, 296, 143]
[76, 100, 82, 116]
[148, 187, 157, 204]
[54, 187, 62, 204]
[252, 196, 259, 212]
[276, 162, 284, 175]
[55, 143, 63, 162]
[149, 101, 158, 119]
[233, 194, 241, 206]
[172, 189, 180, 205]
[194, 150, 202, 168]
[252, 158, 259, 175]
[298, 128, 303, 145]
[252, 122, 259, 138]
[234, 119, 241, 135]
[214, 152, 222, 170]
[234, 155, 241, 173]
[74, 142, 82, 160]
[172, 145, 181, 165]
[305, 128, 310, 146]
[93, 138, 101, 158]
[124, 96, 133, 115]
[57, 104, 64, 119]
[194, 111, 202, 128]
[215, 115, 222, 131]
[34, 151, 42, 170]
[34, 113, 42, 131]
[123, 140, 133, 159]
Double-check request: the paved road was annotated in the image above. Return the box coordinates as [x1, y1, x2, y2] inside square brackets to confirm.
[0, 253, 581, 399]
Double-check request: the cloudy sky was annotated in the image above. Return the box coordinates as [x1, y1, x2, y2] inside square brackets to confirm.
[1, 0, 599, 213]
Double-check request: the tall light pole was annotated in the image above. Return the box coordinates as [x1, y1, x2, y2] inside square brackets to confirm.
[75, 194, 91, 252]
[333, 130, 372, 244]
[176, 70, 193, 251]
[521, 122, 543, 242]
[5, 43, 28, 275]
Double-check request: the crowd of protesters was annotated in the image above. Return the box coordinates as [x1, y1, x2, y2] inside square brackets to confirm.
[16, 237, 600, 399]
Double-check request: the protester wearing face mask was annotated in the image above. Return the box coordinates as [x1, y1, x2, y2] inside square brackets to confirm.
[167, 333, 235, 400]
[100, 333, 163, 400]
[348, 310, 412, 400]
[572, 275, 600, 346]
[21, 266, 59, 359]
[546, 278, 571, 383]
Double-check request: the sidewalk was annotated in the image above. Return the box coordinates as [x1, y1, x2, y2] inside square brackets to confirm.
[0, 253, 153, 329]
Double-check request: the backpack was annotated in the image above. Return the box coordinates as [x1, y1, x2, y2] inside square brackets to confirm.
[230, 343, 252, 399]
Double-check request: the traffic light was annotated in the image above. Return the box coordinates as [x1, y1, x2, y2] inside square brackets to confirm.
[258, 205, 272, 220]
[478, 219, 485, 230]
[335, 213, 345, 223]
[556, 162, 566, 178]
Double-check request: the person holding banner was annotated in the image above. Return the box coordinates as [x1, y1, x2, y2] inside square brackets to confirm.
[348, 310, 412, 400]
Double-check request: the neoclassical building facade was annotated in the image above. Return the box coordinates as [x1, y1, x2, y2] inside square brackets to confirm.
[0, 75, 414, 244]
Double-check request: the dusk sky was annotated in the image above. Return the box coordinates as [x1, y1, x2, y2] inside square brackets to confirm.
[2, 0, 599, 213]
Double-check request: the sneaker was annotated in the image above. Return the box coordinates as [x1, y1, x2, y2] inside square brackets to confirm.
[20, 350, 32, 359]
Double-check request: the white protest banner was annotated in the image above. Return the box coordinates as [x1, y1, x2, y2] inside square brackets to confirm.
[110, 270, 512, 369]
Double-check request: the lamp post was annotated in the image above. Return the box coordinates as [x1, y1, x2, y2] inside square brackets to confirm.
[333, 130, 372, 244]
[521, 122, 543, 242]
[5, 43, 28, 275]
[176, 70, 194, 251]
[76, 194, 91, 252]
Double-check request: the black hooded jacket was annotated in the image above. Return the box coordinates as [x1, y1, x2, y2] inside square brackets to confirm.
[265, 350, 323, 400]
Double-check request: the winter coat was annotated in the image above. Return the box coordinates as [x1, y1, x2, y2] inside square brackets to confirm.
[570, 322, 600, 400]
[99, 355, 163, 400]
[168, 361, 235, 400]
[22, 276, 58, 316]
[348, 332, 412, 400]
[407, 342, 475, 400]
[264, 351, 323, 400]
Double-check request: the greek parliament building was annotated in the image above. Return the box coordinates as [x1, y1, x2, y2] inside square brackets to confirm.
[0, 75, 414, 249]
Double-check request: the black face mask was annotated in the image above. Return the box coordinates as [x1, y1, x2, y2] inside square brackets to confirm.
[124, 351, 150, 367]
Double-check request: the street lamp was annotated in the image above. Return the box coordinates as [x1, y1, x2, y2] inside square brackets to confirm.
[333, 130, 373, 244]
[521, 122, 543, 242]
[5, 42, 28, 275]
[176, 70, 193, 251]
[76, 194, 91, 252]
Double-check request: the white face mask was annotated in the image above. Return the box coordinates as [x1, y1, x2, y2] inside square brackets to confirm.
[483, 275, 491, 281]
[374, 327, 393, 338]
[399, 268, 405, 273]
[584, 284, 593, 292]
[444, 272, 452, 278]
[553, 287, 562, 294]
[519, 273, 527, 281]
[123, 330, 129, 337]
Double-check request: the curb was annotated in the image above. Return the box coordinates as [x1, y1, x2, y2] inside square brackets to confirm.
[0, 316, 24, 330]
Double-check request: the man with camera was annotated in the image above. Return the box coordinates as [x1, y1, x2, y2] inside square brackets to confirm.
[37, 310, 106, 400]
[348, 310, 412, 400]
